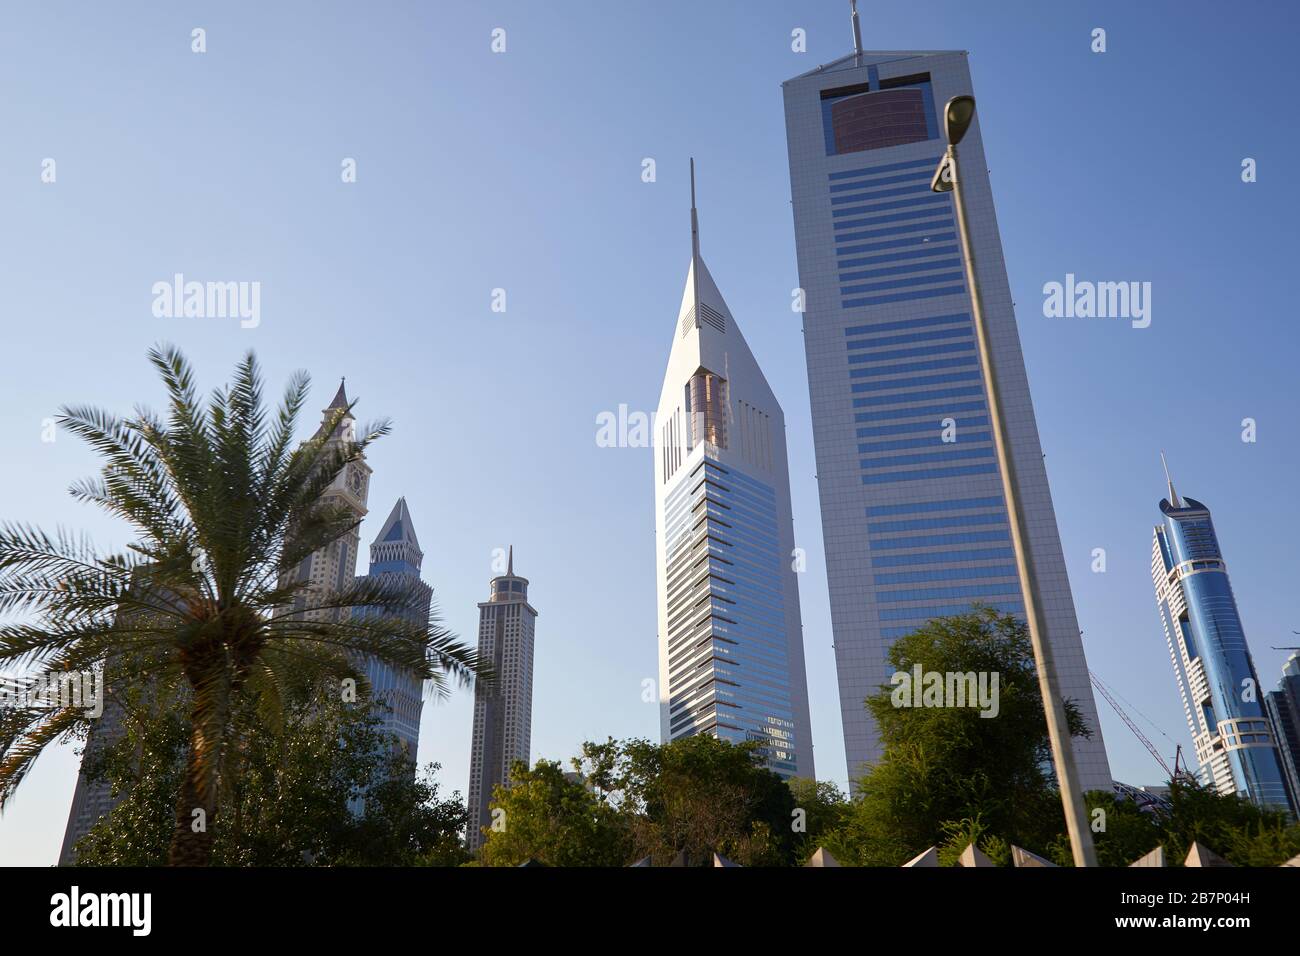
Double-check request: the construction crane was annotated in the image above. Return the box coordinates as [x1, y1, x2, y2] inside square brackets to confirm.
[1089, 670, 1175, 780]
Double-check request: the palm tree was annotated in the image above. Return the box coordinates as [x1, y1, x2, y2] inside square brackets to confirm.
[0, 345, 488, 865]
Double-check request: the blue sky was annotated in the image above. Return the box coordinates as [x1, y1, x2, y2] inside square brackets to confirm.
[2, 1, 1298, 865]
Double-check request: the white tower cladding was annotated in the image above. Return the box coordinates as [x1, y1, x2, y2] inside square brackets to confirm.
[653, 162, 814, 780]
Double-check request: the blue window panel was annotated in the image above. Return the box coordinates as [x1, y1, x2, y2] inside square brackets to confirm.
[828, 157, 938, 180]
[858, 431, 991, 454]
[841, 259, 963, 285]
[868, 510, 1005, 534]
[837, 231, 957, 256]
[861, 447, 994, 471]
[844, 285, 967, 308]
[850, 355, 978, 379]
[842, 271, 965, 297]
[847, 327, 971, 352]
[855, 400, 986, 424]
[853, 386, 986, 408]
[851, 370, 981, 394]
[877, 582, 1023, 604]
[832, 194, 950, 218]
[861, 462, 1000, 484]
[848, 341, 975, 366]
[879, 601, 1024, 622]
[838, 244, 961, 270]
[874, 565, 1019, 585]
[857, 416, 987, 437]
[835, 218, 956, 244]
[845, 312, 970, 337]
[871, 547, 1015, 568]
[834, 207, 956, 231]
[867, 495, 1004, 517]
[829, 170, 932, 193]
[872, 529, 1010, 550]
[831, 183, 932, 205]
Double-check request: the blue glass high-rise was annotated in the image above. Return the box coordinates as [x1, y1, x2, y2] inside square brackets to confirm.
[1152, 469, 1291, 811]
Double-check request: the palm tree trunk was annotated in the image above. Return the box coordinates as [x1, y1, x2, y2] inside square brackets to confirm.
[167, 676, 230, 866]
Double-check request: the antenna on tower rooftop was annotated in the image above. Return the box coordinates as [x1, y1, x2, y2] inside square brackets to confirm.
[1160, 450, 1182, 509]
[690, 158, 701, 326]
[850, 0, 864, 60]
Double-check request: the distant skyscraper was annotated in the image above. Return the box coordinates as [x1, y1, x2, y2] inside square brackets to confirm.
[1151, 462, 1291, 811]
[58, 683, 127, 865]
[782, 47, 1109, 790]
[1264, 653, 1300, 814]
[284, 381, 371, 623]
[466, 548, 536, 851]
[352, 497, 431, 758]
[652, 163, 814, 780]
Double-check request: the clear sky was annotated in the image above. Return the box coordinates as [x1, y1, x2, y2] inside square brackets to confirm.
[2, 1, 1298, 865]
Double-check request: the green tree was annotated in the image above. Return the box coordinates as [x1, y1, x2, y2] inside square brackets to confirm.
[786, 777, 850, 863]
[578, 735, 798, 866]
[478, 758, 632, 867]
[73, 683, 470, 866]
[0, 347, 486, 865]
[840, 608, 1091, 864]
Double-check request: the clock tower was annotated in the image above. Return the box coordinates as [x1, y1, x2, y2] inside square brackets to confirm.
[287, 379, 372, 623]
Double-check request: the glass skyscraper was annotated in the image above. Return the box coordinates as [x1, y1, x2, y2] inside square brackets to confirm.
[782, 49, 1111, 791]
[653, 167, 813, 780]
[352, 497, 431, 759]
[1151, 469, 1291, 811]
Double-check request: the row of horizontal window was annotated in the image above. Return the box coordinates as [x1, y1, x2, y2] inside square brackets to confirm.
[851, 369, 980, 395]
[862, 462, 1000, 485]
[878, 600, 1024, 622]
[848, 339, 973, 369]
[845, 284, 966, 309]
[836, 216, 956, 246]
[839, 242, 960, 272]
[867, 495, 1004, 517]
[874, 564, 1018, 586]
[828, 168, 931, 194]
[847, 325, 971, 355]
[858, 430, 991, 455]
[868, 509, 1005, 534]
[828, 155, 939, 181]
[853, 384, 984, 409]
[832, 193, 949, 220]
[834, 205, 955, 232]
[862, 446, 994, 471]
[878, 581, 1023, 604]
[858, 415, 987, 439]
[844, 311, 972, 339]
[855, 399, 986, 426]
[850, 354, 976, 379]
[838, 229, 958, 260]
[872, 546, 1015, 568]
[840, 255, 963, 285]
[842, 270, 965, 297]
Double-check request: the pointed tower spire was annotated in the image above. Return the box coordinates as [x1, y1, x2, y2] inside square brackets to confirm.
[690, 158, 701, 323]
[507, 544, 514, 576]
[1161, 451, 1182, 509]
[327, 377, 349, 411]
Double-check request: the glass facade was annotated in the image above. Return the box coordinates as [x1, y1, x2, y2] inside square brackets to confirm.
[662, 453, 798, 776]
[1152, 494, 1292, 812]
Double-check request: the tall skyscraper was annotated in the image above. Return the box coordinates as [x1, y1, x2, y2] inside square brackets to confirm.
[352, 497, 431, 758]
[652, 164, 814, 780]
[466, 548, 536, 851]
[1151, 463, 1291, 811]
[284, 381, 371, 623]
[782, 47, 1110, 790]
[1264, 653, 1300, 814]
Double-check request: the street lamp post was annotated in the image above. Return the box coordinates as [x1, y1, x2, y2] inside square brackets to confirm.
[932, 95, 1098, 867]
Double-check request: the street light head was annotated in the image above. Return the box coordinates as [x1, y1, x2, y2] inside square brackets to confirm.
[943, 95, 976, 146]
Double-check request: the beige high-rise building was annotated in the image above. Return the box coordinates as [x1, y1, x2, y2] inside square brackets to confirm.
[466, 548, 536, 852]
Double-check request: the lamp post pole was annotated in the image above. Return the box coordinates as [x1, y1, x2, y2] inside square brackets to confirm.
[934, 96, 1097, 867]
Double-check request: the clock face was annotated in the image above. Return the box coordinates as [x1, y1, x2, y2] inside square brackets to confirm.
[348, 467, 364, 496]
